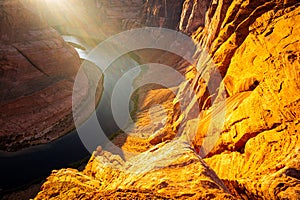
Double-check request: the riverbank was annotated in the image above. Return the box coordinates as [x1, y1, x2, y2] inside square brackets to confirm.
[0, 32, 145, 195]
[0, 33, 103, 192]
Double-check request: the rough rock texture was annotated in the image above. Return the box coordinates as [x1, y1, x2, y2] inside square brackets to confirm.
[142, 0, 185, 29]
[178, 0, 300, 199]
[0, 0, 89, 151]
[35, 139, 235, 199]
[205, 122, 300, 199]
[34, 0, 300, 199]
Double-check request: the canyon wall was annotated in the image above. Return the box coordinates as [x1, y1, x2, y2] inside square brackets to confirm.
[179, 0, 300, 198]
[23, 0, 185, 41]
[0, 0, 91, 151]
[12, 0, 298, 199]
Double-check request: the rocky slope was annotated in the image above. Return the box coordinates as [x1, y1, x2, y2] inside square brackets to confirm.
[32, 0, 300, 199]
[35, 140, 235, 199]
[0, 0, 91, 151]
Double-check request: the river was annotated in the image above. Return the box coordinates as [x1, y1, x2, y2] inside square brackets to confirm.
[0, 35, 139, 192]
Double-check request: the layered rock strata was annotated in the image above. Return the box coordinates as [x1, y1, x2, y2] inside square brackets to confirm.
[180, 0, 300, 198]
[0, 0, 90, 151]
[35, 140, 235, 199]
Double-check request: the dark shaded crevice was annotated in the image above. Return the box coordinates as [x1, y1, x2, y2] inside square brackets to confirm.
[208, 122, 283, 156]
[179, 0, 194, 31]
[234, 122, 282, 153]
[285, 168, 300, 180]
[249, 80, 260, 91]
[222, 179, 262, 200]
[229, 117, 250, 130]
[167, 158, 198, 169]
[264, 27, 274, 37]
[278, 81, 283, 93]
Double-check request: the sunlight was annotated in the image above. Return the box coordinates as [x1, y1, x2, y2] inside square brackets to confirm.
[20, 0, 107, 40]
[43, 0, 71, 10]
[36, 0, 92, 32]
[43, 0, 66, 5]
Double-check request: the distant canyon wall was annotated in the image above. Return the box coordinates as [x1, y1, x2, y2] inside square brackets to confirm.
[23, 0, 185, 40]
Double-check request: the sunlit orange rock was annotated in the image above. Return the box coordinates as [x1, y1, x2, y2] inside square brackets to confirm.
[35, 139, 235, 199]
[180, 0, 300, 198]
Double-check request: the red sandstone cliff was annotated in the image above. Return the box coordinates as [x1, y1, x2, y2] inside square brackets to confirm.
[0, 0, 91, 151]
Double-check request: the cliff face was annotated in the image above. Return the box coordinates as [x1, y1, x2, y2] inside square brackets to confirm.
[179, 0, 300, 198]
[32, 0, 300, 199]
[142, 0, 185, 28]
[23, 0, 185, 40]
[0, 0, 90, 151]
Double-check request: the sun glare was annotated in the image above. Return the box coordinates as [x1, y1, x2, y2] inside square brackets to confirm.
[44, 0, 65, 4]
[45, 0, 64, 3]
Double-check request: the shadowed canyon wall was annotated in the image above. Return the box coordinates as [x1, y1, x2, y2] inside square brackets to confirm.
[0, 0, 92, 151]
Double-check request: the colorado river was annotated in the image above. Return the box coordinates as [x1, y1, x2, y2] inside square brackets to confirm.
[0, 35, 139, 192]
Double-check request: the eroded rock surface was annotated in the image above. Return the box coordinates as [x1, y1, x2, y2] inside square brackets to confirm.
[35, 139, 235, 199]
[180, 0, 300, 199]
[0, 0, 89, 151]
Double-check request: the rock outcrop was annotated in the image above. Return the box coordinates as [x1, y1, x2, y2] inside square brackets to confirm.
[35, 140, 235, 199]
[0, 0, 90, 151]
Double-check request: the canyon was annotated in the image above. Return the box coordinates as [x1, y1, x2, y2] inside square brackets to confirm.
[0, 0, 89, 152]
[1, 0, 299, 199]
